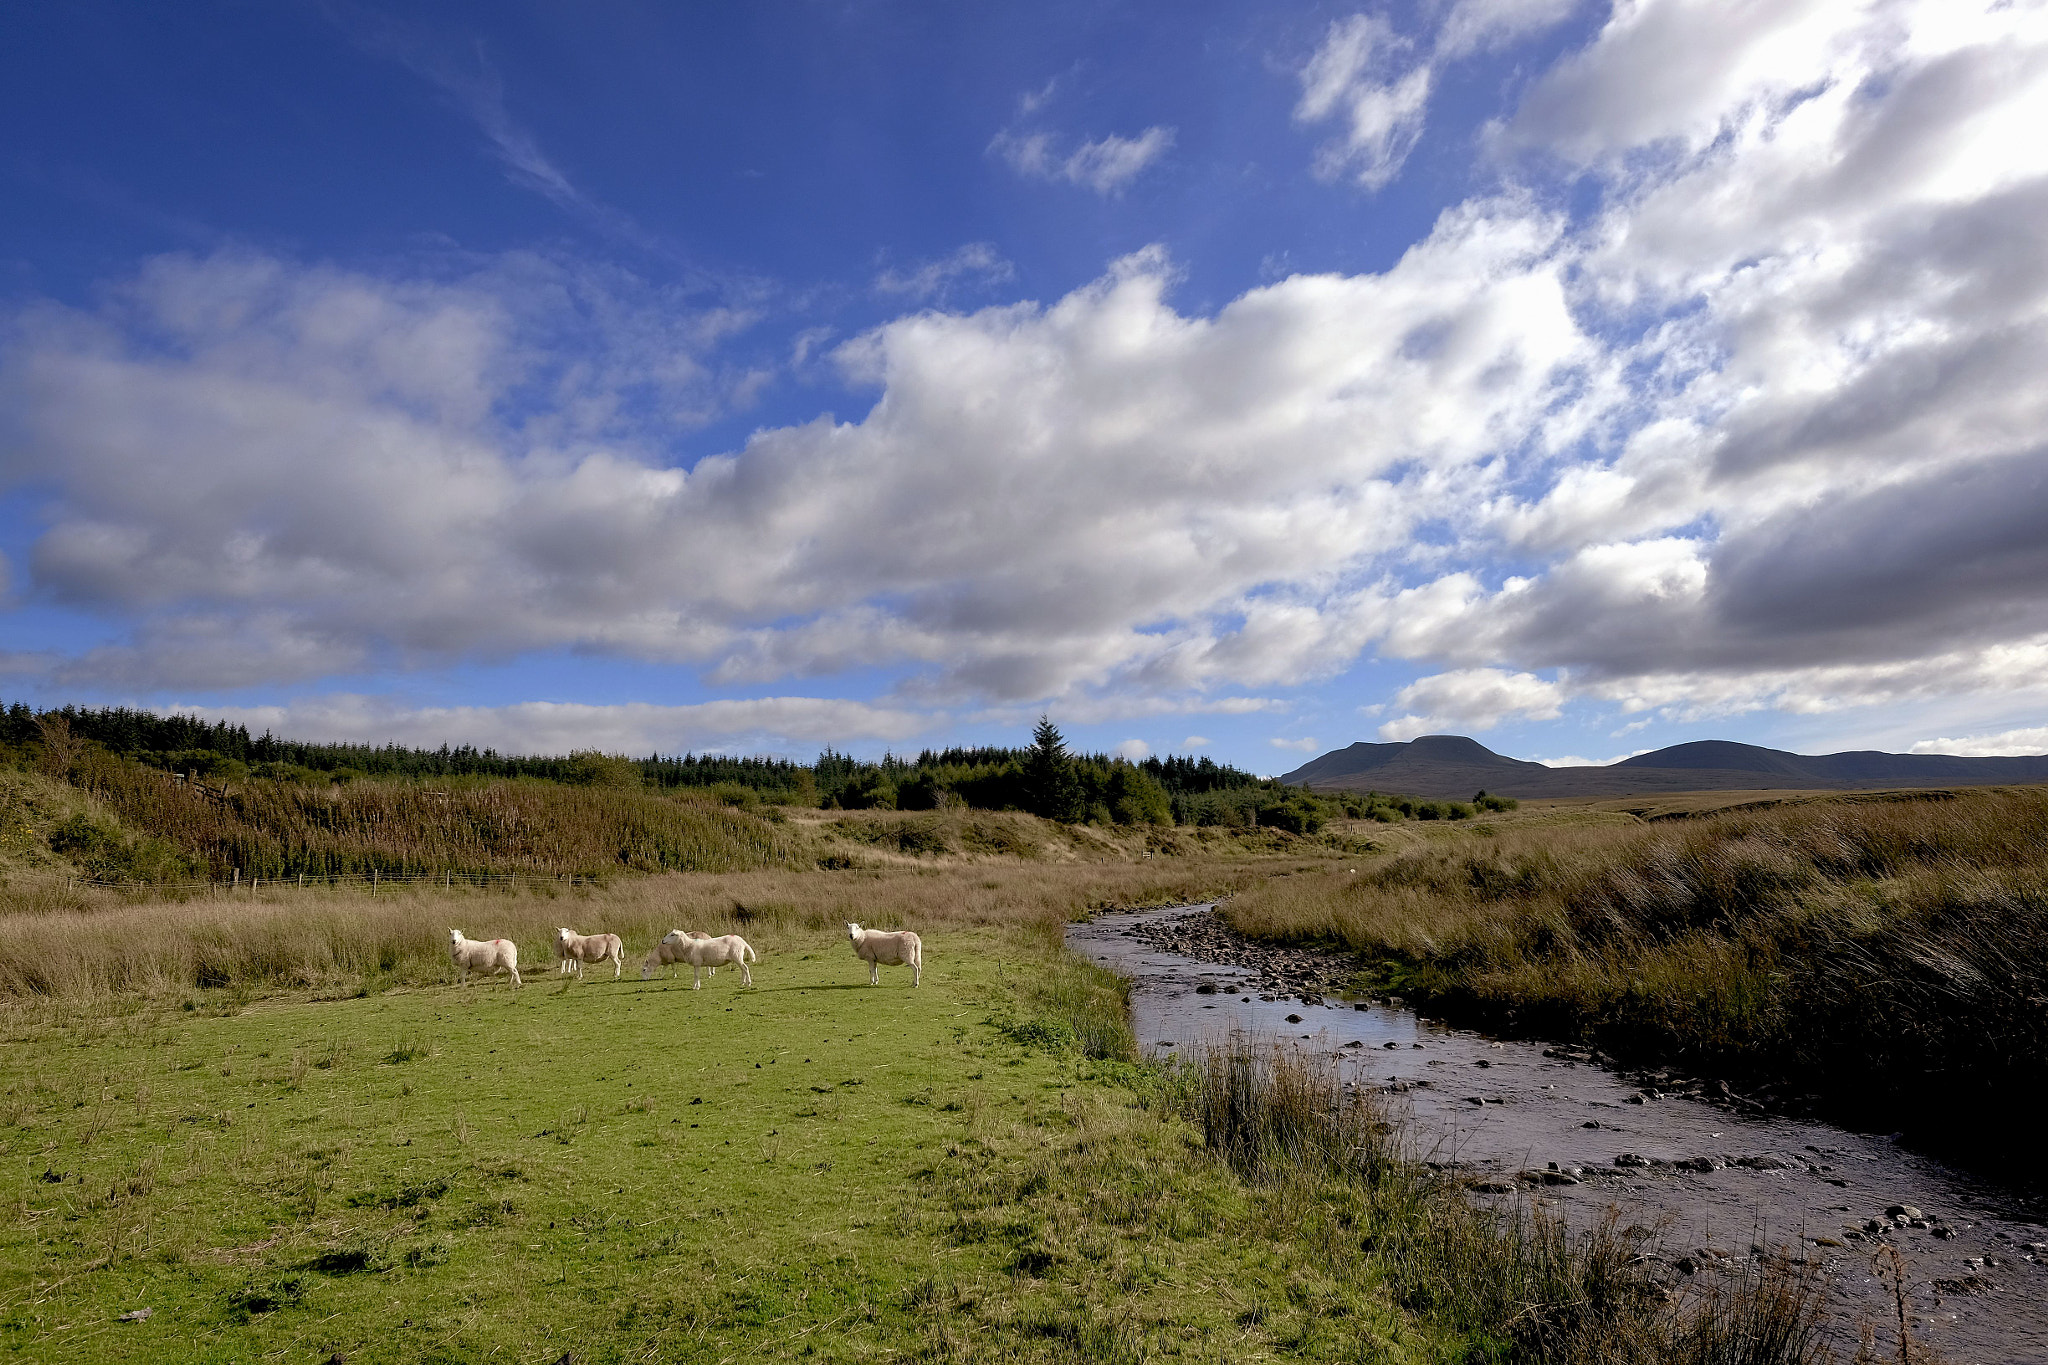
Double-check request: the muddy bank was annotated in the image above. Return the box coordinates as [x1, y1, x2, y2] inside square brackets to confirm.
[1071, 905, 2048, 1365]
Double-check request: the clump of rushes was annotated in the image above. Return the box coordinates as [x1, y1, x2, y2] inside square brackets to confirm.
[1223, 786, 2048, 1178]
[1182, 1041, 1832, 1364]
[1186, 1040, 1394, 1184]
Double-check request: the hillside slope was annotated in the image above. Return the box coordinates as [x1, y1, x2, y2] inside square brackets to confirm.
[1282, 735, 2048, 798]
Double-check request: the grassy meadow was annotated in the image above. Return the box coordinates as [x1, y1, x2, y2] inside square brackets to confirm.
[0, 835, 1847, 1364]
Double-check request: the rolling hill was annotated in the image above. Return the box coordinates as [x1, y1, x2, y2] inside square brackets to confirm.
[1279, 734, 2048, 799]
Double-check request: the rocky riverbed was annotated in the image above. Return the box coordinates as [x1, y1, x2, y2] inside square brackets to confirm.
[1071, 904, 2048, 1365]
[1120, 905, 1360, 1001]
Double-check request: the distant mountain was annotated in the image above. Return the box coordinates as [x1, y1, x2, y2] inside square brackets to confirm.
[1279, 735, 2048, 799]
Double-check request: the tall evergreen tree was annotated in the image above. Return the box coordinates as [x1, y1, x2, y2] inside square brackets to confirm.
[1024, 716, 1083, 822]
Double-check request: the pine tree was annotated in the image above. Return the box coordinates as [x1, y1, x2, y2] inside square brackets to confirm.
[1024, 717, 1083, 822]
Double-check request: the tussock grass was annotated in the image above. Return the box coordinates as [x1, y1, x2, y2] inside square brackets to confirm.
[1180, 1041, 1833, 1364]
[1226, 786, 2048, 1173]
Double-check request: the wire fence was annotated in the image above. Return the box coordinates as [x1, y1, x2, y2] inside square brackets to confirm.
[4, 868, 610, 896]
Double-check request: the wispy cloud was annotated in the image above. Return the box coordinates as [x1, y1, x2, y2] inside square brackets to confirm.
[990, 126, 1175, 194]
[1294, 2, 1581, 190]
[874, 243, 1015, 303]
[1268, 736, 1320, 753]
[329, 5, 663, 251]
[1295, 15, 1432, 190]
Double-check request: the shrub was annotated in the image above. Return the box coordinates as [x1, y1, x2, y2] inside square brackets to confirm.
[560, 751, 644, 789]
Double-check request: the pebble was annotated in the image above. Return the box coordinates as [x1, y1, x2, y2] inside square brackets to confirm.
[1124, 909, 1360, 1000]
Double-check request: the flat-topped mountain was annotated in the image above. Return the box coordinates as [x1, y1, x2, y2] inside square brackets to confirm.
[1280, 735, 2048, 799]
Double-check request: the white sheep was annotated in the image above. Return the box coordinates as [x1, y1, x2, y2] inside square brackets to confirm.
[448, 929, 520, 987]
[640, 930, 717, 980]
[555, 927, 625, 980]
[846, 922, 921, 987]
[645, 930, 755, 989]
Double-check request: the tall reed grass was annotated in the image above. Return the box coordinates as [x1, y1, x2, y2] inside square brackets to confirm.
[1226, 787, 2048, 1175]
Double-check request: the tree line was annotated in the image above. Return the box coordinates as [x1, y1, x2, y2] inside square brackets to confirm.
[2, 700, 1509, 831]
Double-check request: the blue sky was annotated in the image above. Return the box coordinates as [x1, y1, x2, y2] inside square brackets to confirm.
[5, 0, 2048, 771]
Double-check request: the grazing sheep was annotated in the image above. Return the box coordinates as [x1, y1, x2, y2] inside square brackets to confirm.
[640, 930, 719, 980]
[846, 922, 921, 987]
[649, 929, 755, 989]
[555, 927, 625, 980]
[448, 929, 520, 987]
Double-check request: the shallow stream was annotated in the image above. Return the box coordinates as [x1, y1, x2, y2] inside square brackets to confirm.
[1067, 904, 2048, 1364]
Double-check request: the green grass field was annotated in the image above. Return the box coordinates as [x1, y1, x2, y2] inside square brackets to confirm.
[0, 928, 1437, 1364]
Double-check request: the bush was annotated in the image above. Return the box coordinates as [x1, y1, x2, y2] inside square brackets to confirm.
[706, 782, 761, 810]
[1253, 797, 1326, 835]
[561, 751, 644, 788]
[47, 811, 200, 883]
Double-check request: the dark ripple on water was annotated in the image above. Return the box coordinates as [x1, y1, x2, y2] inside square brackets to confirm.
[1068, 904, 2048, 1365]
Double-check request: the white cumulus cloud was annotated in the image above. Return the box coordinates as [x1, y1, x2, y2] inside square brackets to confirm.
[1376, 667, 1567, 740]
[1909, 725, 2048, 758]
[7, 0, 2048, 751]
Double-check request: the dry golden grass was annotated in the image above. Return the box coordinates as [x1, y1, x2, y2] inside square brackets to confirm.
[1225, 785, 2048, 1177]
[0, 855, 1272, 1002]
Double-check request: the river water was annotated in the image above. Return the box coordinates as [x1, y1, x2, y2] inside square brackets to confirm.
[1067, 905, 2048, 1365]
